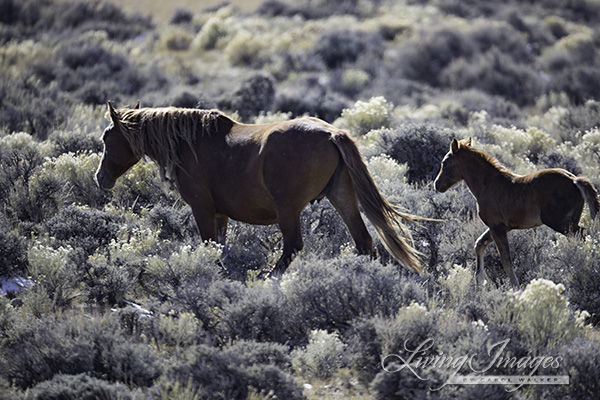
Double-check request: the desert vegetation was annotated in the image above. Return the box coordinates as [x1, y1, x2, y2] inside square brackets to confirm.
[1, 0, 600, 398]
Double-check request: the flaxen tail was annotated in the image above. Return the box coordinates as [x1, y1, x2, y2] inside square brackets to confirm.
[575, 177, 600, 220]
[331, 132, 422, 274]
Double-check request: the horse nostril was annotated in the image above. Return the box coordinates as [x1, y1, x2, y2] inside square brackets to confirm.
[95, 171, 115, 190]
[433, 179, 446, 192]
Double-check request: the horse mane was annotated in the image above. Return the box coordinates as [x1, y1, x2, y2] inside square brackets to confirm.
[111, 107, 233, 187]
[462, 141, 514, 177]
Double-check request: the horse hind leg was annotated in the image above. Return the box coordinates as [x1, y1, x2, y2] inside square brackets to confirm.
[541, 199, 584, 236]
[564, 206, 586, 237]
[575, 177, 600, 221]
[327, 167, 373, 257]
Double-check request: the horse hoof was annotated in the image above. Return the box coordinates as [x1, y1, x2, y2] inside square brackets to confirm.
[257, 268, 283, 280]
[257, 270, 270, 280]
[266, 269, 284, 280]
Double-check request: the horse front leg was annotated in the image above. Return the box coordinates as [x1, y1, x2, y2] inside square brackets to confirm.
[474, 228, 493, 287]
[215, 215, 229, 245]
[190, 207, 218, 243]
[270, 209, 303, 278]
[490, 225, 520, 290]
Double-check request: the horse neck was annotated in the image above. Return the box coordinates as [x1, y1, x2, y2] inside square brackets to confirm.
[460, 151, 512, 199]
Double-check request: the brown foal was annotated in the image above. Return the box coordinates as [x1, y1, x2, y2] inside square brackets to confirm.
[434, 138, 599, 289]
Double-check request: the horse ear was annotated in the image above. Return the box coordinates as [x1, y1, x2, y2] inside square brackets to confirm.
[450, 138, 459, 154]
[107, 101, 118, 123]
[134, 100, 141, 109]
[465, 137, 473, 146]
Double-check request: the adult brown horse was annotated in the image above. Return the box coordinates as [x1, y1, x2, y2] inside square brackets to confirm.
[95, 102, 422, 276]
[434, 138, 599, 289]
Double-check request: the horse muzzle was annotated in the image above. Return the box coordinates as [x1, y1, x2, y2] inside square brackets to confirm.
[95, 170, 116, 190]
[433, 178, 449, 193]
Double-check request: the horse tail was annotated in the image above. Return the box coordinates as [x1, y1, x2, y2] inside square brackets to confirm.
[330, 133, 422, 274]
[575, 177, 600, 220]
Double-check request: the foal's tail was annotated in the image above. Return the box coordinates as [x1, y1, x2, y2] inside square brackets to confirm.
[331, 133, 422, 274]
[575, 177, 600, 220]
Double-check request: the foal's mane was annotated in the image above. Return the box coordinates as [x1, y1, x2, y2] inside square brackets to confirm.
[462, 142, 514, 177]
[112, 107, 233, 186]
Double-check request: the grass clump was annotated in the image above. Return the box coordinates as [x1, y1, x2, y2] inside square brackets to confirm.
[340, 96, 394, 136]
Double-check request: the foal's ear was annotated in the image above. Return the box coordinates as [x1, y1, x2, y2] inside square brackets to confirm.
[134, 100, 141, 109]
[450, 138, 459, 154]
[107, 101, 119, 123]
[465, 137, 473, 146]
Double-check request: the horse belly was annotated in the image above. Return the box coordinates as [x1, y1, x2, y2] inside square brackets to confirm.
[507, 211, 542, 229]
[503, 192, 544, 229]
[479, 194, 542, 230]
[214, 183, 279, 225]
[223, 198, 279, 225]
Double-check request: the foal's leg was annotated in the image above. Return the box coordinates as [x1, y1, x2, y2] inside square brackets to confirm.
[490, 225, 520, 290]
[474, 229, 493, 287]
[327, 168, 373, 256]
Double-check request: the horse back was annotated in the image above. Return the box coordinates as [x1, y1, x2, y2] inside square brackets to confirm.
[477, 168, 582, 229]
[514, 168, 584, 229]
[524, 168, 580, 196]
[179, 118, 342, 224]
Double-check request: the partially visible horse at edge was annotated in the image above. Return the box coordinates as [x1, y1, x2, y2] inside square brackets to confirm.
[95, 101, 422, 276]
[434, 137, 599, 290]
